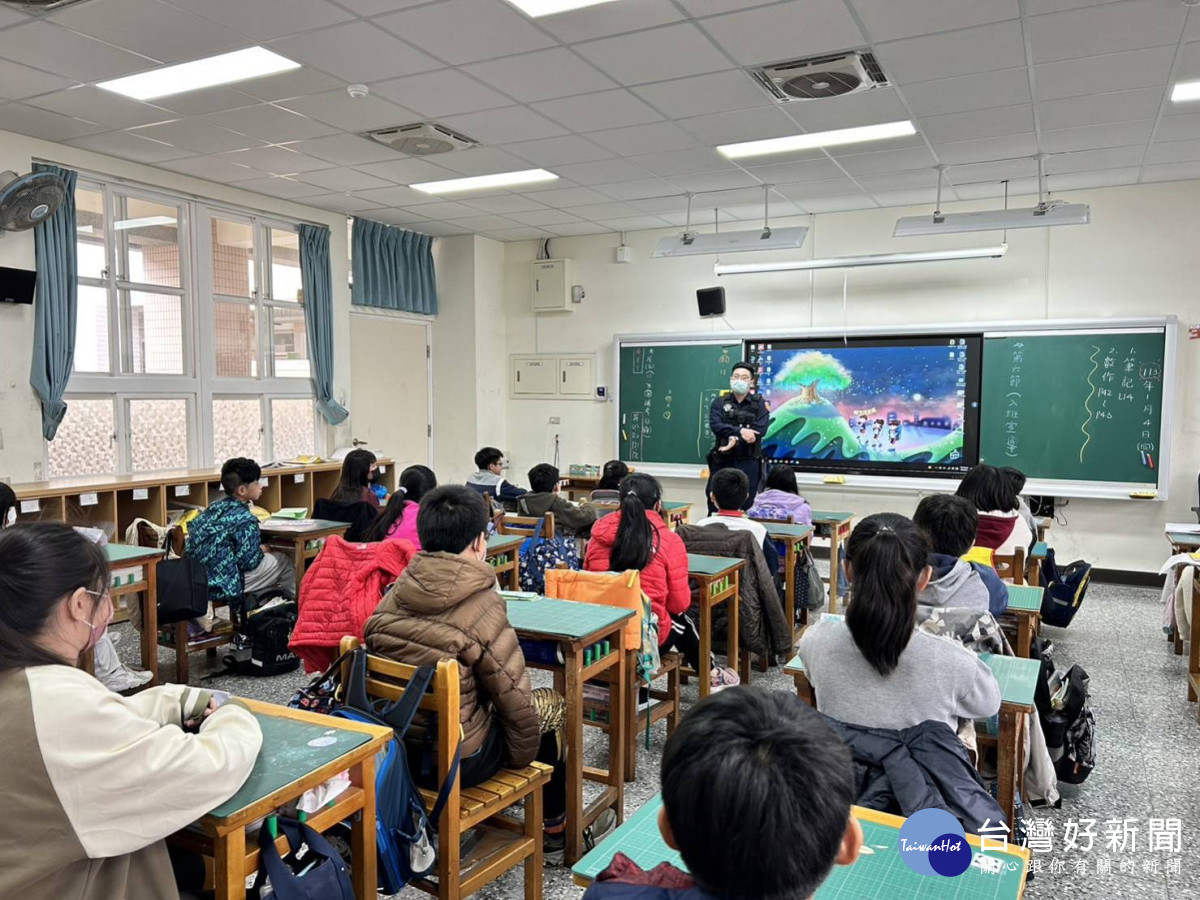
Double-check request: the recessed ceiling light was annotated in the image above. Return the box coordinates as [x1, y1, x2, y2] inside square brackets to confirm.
[97, 47, 300, 101]
[410, 169, 559, 194]
[718, 120, 917, 159]
[1172, 80, 1200, 102]
[503, 0, 619, 17]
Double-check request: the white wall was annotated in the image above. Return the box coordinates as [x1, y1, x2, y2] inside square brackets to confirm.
[498, 181, 1200, 574]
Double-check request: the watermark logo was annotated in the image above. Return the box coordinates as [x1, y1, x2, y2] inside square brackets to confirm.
[897, 808, 973, 877]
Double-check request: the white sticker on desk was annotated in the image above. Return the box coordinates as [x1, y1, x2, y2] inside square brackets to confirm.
[20, 499, 38, 514]
[307, 735, 337, 748]
[174, 485, 190, 497]
[294, 474, 305, 484]
[80, 492, 99, 507]
[132, 488, 149, 501]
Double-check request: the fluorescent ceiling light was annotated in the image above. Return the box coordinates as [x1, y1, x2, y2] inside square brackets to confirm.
[410, 168, 559, 194]
[713, 244, 1007, 275]
[1172, 80, 1200, 102]
[97, 47, 300, 101]
[894, 203, 1090, 237]
[504, 0, 619, 15]
[114, 216, 176, 230]
[652, 226, 808, 258]
[718, 121, 916, 160]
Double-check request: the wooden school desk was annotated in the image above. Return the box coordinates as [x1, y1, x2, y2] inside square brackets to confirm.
[811, 511, 854, 614]
[170, 699, 391, 900]
[505, 596, 632, 865]
[94, 544, 165, 684]
[762, 522, 815, 640]
[1025, 541, 1048, 586]
[591, 499, 694, 530]
[1167, 530, 1200, 556]
[1003, 584, 1044, 659]
[572, 794, 1031, 897]
[564, 473, 601, 502]
[784, 636, 1040, 837]
[686, 554, 745, 695]
[486, 533, 524, 590]
[260, 517, 350, 594]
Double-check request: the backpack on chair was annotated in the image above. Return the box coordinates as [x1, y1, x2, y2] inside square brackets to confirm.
[1039, 549, 1093, 628]
[516, 515, 579, 594]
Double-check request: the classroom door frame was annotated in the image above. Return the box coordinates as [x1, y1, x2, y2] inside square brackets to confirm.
[348, 308, 435, 466]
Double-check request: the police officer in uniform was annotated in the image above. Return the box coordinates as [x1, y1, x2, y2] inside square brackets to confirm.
[706, 361, 769, 513]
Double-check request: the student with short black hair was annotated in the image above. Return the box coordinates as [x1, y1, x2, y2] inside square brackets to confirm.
[518, 462, 598, 538]
[913, 494, 1008, 616]
[368, 465, 437, 548]
[584, 686, 862, 900]
[596, 460, 629, 492]
[467, 446, 527, 508]
[956, 464, 1034, 557]
[694, 468, 780, 576]
[331, 448, 381, 509]
[1001, 466, 1039, 538]
[798, 513, 1000, 732]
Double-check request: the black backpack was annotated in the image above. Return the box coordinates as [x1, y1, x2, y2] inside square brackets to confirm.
[223, 598, 300, 677]
[1039, 548, 1092, 628]
[156, 557, 211, 625]
[1042, 663, 1095, 784]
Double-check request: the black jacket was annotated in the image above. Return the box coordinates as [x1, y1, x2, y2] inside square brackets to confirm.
[708, 392, 769, 460]
[313, 499, 379, 542]
[820, 711, 1008, 835]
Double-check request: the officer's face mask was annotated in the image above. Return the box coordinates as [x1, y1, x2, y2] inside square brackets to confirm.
[730, 378, 751, 396]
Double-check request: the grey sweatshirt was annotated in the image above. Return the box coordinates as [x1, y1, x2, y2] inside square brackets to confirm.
[919, 557, 991, 613]
[798, 618, 1001, 732]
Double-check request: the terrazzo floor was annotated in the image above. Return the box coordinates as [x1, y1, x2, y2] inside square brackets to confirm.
[113, 579, 1200, 899]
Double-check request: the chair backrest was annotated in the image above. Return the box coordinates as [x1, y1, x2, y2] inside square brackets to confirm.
[589, 489, 620, 502]
[497, 513, 555, 540]
[749, 514, 795, 525]
[338, 636, 462, 831]
[544, 568, 642, 648]
[314, 499, 379, 542]
[990, 547, 1026, 585]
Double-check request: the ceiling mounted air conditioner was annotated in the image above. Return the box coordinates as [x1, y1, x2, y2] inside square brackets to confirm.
[749, 50, 888, 103]
[361, 122, 479, 156]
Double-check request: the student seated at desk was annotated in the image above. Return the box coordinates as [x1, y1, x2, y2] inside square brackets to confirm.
[467, 446, 527, 510]
[798, 513, 1000, 733]
[368, 464, 437, 549]
[913, 494, 1008, 617]
[695, 468, 780, 576]
[1002, 466, 1039, 539]
[747, 464, 813, 527]
[0, 523, 262, 899]
[584, 687, 862, 900]
[331, 448, 382, 510]
[591, 460, 629, 501]
[187, 458, 295, 607]
[585, 473, 738, 692]
[519, 462, 598, 538]
[955, 464, 1034, 557]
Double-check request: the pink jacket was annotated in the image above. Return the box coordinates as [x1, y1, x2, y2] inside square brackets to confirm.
[384, 501, 422, 551]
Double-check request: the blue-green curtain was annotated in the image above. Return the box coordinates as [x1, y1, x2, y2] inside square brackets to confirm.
[29, 163, 78, 441]
[351, 217, 438, 315]
[298, 223, 349, 425]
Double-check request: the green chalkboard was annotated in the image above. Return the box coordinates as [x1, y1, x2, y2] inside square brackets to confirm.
[618, 342, 742, 465]
[979, 332, 1165, 485]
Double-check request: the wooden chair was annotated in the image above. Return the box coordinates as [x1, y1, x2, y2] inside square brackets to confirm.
[991, 547, 1026, 585]
[544, 568, 681, 782]
[338, 636, 551, 900]
[496, 513, 556, 540]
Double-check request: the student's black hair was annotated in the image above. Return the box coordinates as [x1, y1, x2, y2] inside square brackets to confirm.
[367, 465, 437, 542]
[764, 464, 799, 495]
[730, 361, 755, 378]
[1002, 466, 1027, 496]
[913, 494, 978, 558]
[0, 523, 109, 672]
[597, 460, 629, 491]
[710, 467, 749, 511]
[220, 457, 262, 497]
[474, 446, 503, 470]
[661, 686, 856, 900]
[843, 513, 929, 677]
[417, 485, 490, 554]
[0, 482, 15, 524]
[527, 463, 560, 494]
[331, 449, 377, 503]
[610, 473, 663, 572]
[956, 464, 1019, 513]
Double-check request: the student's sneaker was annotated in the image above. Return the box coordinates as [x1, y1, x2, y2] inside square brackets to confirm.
[709, 666, 740, 693]
[583, 808, 618, 852]
[544, 814, 567, 867]
[93, 632, 153, 692]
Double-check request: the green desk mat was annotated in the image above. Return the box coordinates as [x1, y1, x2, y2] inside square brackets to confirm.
[487, 534, 524, 551]
[574, 795, 1025, 898]
[207, 712, 371, 820]
[812, 511, 855, 524]
[763, 522, 814, 540]
[1004, 585, 1043, 612]
[505, 596, 632, 640]
[104, 543, 166, 563]
[686, 553, 743, 576]
[1166, 532, 1200, 546]
[1030, 541, 1048, 559]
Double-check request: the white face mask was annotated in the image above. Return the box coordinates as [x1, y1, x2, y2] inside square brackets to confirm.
[4, 507, 15, 529]
[730, 379, 751, 396]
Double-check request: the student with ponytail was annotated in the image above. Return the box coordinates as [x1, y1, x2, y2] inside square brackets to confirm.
[798, 513, 999, 732]
[0, 523, 262, 899]
[369, 464, 438, 547]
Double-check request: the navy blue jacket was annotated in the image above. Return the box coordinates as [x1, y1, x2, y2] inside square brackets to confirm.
[708, 392, 769, 460]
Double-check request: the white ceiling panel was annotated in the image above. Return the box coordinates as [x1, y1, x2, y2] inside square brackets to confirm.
[268, 21, 440, 83]
[742, 157, 849, 183]
[595, 177, 688, 200]
[440, 106, 567, 144]
[449, 214, 525, 231]
[1038, 88, 1165, 131]
[947, 157, 1038, 185]
[283, 134, 401, 166]
[278, 91, 417, 132]
[699, 1, 865, 66]
[147, 87, 259, 117]
[374, 0, 555, 66]
[835, 145, 937, 176]
[597, 215, 672, 231]
[791, 193, 876, 213]
[372, 70, 515, 118]
[503, 208, 585, 226]
[67, 130, 191, 163]
[565, 201, 645, 219]
[536, 0, 686, 43]
[873, 20, 1027, 84]
[465, 194, 552, 213]
[0, 5, 27, 28]
[670, 169, 761, 192]
[632, 69, 770, 119]
[336, 0, 432, 15]
[534, 90, 663, 132]
[551, 159, 658, 185]
[1028, 0, 1186, 64]
[406, 220, 471, 236]
[51, 0, 244, 63]
[353, 184, 440, 206]
[363, 208, 433, 227]
[920, 104, 1036, 143]
[305, 193, 387, 213]
[1032, 46, 1175, 101]
[523, 186, 613, 207]
[130, 118, 266, 154]
[160, 155, 259, 182]
[235, 68, 344, 103]
[1047, 167, 1142, 192]
[1046, 145, 1145, 173]
[1023, 0, 1117, 15]
[356, 157, 461, 183]
[902, 68, 1032, 117]
[1155, 112, 1200, 142]
[500, 135, 614, 165]
[1040, 119, 1155, 152]
[219, 145, 333, 175]
[933, 132, 1039, 164]
[587, 121, 699, 155]
[222, 175, 328, 199]
[677, 106, 797, 144]
[951, 178, 1036, 200]
[166, 0, 354, 42]
[399, 200, 483, 219]
[26, 86, 174, 129]
[1140, 160, 1200, 182]
[1144, 139, 1200, 165]
[432, 148, 535, 176]
[0, 102, 105, 141]
[0, 21, 155, 82]
[463, 49, 617, 102]
[483, 226, 557, 240]
[782, 88, 912, 133]
[295, 168, 393, 192]
[202, 104, 338, 142]
[0, 59, 76, 101]
[574, 24, 731, 86]
[630, 147, 737, 175]
[849, 0, 1019, 42]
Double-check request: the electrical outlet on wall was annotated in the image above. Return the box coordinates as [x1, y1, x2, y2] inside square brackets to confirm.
[549, 416, 561, 424]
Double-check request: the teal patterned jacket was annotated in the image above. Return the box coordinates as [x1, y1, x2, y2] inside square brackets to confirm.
[185, 497, 263, 600]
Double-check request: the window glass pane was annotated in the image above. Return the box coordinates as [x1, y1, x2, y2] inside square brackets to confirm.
[128, 398, 189, 472]
[213, 398, 263, 463]
[271, 306, 310, 378]
[120, 197, 180, 289]
[270, 228, 302, 302]
[271, 399, 315, 462]
[125, 291, 184, 375]
[47, 397, 116, 478]
[76, 187, 106, 280]
[214, 300, 258, 378]
[74, 284, 111, 373]
[212, 217, 254, 298]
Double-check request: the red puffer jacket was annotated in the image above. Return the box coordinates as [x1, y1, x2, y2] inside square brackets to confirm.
[584, 509, 691, 645]
[290, 535, 415, 672]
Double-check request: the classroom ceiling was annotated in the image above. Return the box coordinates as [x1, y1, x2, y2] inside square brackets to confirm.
[3, 0, 1200, 240]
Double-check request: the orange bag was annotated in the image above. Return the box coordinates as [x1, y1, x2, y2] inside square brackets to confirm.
[543, 568, 642, 649]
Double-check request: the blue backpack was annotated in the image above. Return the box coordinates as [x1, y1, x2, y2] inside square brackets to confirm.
[516, 515, 579, 594]
[1039, 548, 1092, 629]
[331, 649, 461, 894]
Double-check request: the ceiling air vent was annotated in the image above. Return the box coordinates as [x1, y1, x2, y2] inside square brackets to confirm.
[750, 50, 889, 102]
[361, 122, 480, 156]
[1, 0, 94, 12]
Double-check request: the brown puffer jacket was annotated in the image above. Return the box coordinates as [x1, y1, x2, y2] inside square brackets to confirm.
[364, 552, 538, 766]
